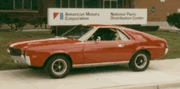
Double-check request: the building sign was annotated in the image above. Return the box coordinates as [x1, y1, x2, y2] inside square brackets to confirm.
[48, 8, 147, 26]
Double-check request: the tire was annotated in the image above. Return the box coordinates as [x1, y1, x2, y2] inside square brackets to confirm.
[129, 52, 150, 71]
[29, 66, 43, 70]
[45, 56, 71, 78]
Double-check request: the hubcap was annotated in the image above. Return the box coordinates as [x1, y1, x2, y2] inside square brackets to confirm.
[51, 59, 67, 75]
[135, 54, 147, 69]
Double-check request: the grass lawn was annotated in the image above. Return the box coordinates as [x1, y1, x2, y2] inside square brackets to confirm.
[0, 30, 180, 70]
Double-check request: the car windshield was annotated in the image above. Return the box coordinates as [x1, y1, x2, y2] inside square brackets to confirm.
[61, 25, 93, 40]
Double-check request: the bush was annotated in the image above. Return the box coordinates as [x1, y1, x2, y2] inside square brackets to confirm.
[0, 14, 26, 31]
[4, 18, 15, 30]
[30, 19, 39, 28]
[167, 13, 180, 29]
[14, 18, 27, 31]
[30, 17, 47, 29]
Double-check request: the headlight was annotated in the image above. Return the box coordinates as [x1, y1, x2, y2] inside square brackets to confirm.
[25, 52, 31, 66]
[165, 47, 168, 55]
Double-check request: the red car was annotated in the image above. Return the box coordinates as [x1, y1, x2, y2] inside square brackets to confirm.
[6, 25, 168, 78]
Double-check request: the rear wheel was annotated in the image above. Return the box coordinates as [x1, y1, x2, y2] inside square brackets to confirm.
[46, 56, 71, 78]
[129, 52, 150, 71]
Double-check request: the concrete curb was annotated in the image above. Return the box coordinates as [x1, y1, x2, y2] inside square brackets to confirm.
[97, 81, 180, 89]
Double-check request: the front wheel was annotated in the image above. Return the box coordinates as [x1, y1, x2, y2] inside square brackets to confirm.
[45, 56, 71, 78]
[129, 52, 150, 71]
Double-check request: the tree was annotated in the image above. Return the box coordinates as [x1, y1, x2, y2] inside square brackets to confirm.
[0, 14, 26, 31]
[12, 18, 26, 31]
[0, 14, 13, 30]
[30, 19, 40, 28]
[5, 18, 15, 30]
[167, 13, 180, 29]
[30, 17, 47, 29]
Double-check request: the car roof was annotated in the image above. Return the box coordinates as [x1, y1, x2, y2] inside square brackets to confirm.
[88, 24, 113, 27]
[79, 24, 128, 30]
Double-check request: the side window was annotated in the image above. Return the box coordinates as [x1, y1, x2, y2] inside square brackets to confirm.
[117, 29, 130, 41]
[88, 28, 120, 41]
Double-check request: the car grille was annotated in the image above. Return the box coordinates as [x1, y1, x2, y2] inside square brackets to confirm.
[9, 47, 21, 56]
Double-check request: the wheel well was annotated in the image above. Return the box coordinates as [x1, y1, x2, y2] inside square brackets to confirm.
[43, 53, 73, 68]
[132, 49, 151, 59]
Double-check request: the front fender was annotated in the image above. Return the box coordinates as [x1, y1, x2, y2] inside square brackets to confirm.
[26, 48, 68, 67]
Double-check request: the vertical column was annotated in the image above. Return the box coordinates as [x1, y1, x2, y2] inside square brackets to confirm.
[110, 0, 111, 8]
[60, 0, 62, 8]
[68, 0, 70, 8]
[131, 0, 134, 8]
[22, 0, 24, 9]
[82, 0, 84, 8]
[75, 0, 77, 8]
[13, 0, 15, 9]
[116, 0, 118, 8]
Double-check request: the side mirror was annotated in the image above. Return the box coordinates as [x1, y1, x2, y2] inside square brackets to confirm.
[96, 36, 101, 42]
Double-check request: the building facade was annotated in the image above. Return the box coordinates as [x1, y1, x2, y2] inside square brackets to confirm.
[0, 0, 43, 22]
[0, 0, 180, 22]
[134, 0, 180, 21]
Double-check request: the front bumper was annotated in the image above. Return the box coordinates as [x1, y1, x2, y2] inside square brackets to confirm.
[11, 55, 31, 66]
[165, 47, 168, 55]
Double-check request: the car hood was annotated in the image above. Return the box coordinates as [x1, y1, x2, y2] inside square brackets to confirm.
[7, 37, 80, 50]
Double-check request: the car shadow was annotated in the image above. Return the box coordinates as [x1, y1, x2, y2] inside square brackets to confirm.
[70, 63, 130, 75]
[10, 63, 153, 79]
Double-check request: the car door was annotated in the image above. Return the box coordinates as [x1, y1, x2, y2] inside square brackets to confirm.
[83, 27, 135, 64]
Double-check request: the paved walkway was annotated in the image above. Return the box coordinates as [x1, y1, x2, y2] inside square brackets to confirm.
[0, 58, 180, 89]
[144, 21, 180, 31]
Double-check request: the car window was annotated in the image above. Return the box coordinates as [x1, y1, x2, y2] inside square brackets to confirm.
[88, 28, 120, 41]
[62, 25, 93, 40]
[116, 29, 130, 41]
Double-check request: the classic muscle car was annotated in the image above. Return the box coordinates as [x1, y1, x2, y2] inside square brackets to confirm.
[6, 25, 168, 78]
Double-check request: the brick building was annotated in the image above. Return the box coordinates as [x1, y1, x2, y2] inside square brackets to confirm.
[0, 0, 180, 22]
[134, 0, 180, 21]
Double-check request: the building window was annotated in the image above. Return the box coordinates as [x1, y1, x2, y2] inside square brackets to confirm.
[70, 0, 76, 8]
[15, 0, 32, 9]
[0, 0, 37, 10]
[103, 0, 119, 8]
[118, 0, 123, 8]
[84, 0, 99, 8]
[56, 0, 84, 8]
[55, 0, 125, 8]
[15, 0, 23, 9]
[104, 1, 110, 8]
[24, 0, 31, 9]
[0, 0, 14, 10]
[111, 1, 117, 8]
[77, 0, 83, 8]
[62, 0, 68, 8]
[31, 0, 37, 10]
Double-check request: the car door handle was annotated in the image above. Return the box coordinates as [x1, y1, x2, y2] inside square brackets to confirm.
[118, 44, 125, 47]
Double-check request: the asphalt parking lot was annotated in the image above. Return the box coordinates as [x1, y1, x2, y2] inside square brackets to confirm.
[1, 59, 180, 89]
